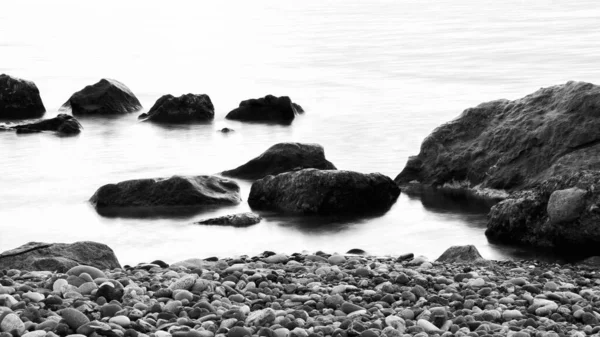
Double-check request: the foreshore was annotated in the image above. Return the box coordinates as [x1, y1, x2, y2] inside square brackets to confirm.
[1, 249, 599, 337]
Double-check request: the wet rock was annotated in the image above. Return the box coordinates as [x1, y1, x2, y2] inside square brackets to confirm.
[222, 143, 336, 180]
[12, 114, 82, 135]
[435, 245, 486, 264]
[249, 169, 400, 215]
[195, 212, 261, 227]
[140, 94, 214, 123]
[62, 78, 141, 115]
[0, 74, 45, 119]
[225, 95, 302, 123]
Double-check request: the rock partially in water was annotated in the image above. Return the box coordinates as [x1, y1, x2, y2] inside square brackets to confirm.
[12, 114, 82, 135]
[395, 81, 600, 191]
[436, 245, 486, 264]
[486, 171, 600, 251]
[222, 143, 337, 180]
[61, 78, 141, 115]
[226, 95, 302, 122]
[0, 241, 121, 272]
[195, 212, 262, 227]
[140, 93, 214, 123]
[248, 168, 400, 215]
[0, 74, 46, 119]
[90, 175, 241, 210]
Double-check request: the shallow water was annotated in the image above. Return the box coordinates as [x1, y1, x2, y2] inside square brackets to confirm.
[1, 0, 599, 265]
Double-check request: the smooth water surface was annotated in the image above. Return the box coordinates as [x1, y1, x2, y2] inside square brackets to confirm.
[1, 0, 599, 265]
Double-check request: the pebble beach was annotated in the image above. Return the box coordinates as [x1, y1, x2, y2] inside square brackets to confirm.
[2, 250, 600, 337]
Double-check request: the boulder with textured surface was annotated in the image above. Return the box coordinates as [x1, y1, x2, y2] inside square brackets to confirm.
[436, 245, 486, 264]
[395, 81, 600, 191]
[139, 93, 214, 123]
[248, 168, 400, 215]
[0, 241, 121, 272]
[90, 175, 241, 209]
[0, 74, 45, 119]
[486, 171, 600, 251]
[11, 114, 82, 135]
[195, 212, 262, 227]
[61, 78, 141, 115]
[222, 143, 336, 180]
[226, 95, 302, 122]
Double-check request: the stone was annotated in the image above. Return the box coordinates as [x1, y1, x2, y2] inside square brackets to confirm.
[66, 265, 106, 279]
[60, 308, 90, 330]
[0, 241, 121, 272]
[90, 175, 241, 210]
[417, 319, 441, 333]
[435, 245, 485, 263]
[222, 143, 336, 180]
[11, 114, 82, 135]
[225, 95, 302, 123]
[169, 275, 198, 291]
[61, 78, 141, 115]
[22, 331, 47, 337]
[0, 313, 25, 334]
[76, 321, 112, 336]
[22, 292, 44, 303]
[341, 302, 364, 314]
[173, 289, 194, 301]
[249, 169, 400, 215]
[228, 327, 252, 337]
[140, 93, 214, 123]
[547, 187, 587, 224]
[502, 310, 523, 320]
[195, 212, 262, 227]
[263, 254, 288, 264]
[328, 255, 346, 265]
[0, 74, 46, 119]
[109, 315, 131, 327]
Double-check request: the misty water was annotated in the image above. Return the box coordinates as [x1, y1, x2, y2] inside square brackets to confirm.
[1, 0, 599, 265]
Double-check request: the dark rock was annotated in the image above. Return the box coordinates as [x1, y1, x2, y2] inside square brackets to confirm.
[248, 169, 400, 215]
[222, 143, 336, 180]
[0, 74, 45, 119]
[0, 241, 121, 272]
[90, 175, 241, 209]
[436, 245, 486, 264]
[194, 212, 261, 227]
[220, 128, 234, 133]
[395, 81, 600, 191]
[150, 260, 169, 268]
[225, 95, 302, 122]
[140, 94, 214, 123]
[341, 302, 364, 314]
[61, 78, 141, 115]
[346, 249, 367, 255]
[547, 187, 587, 224]
[11, 114, 82, 135]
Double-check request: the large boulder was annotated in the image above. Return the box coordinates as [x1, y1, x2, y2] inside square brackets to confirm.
[0, 74, 45, 119]
[11, 114, 82, 135]
[395, 81, 600, 192]
[62, 78, 142, 115]
[486, 170, 600, 251]
[222, 143, 337, 180]
[139, 93, 214, 123]
[0, 241, 121, 272]
[248, 169, 400, 215]
[225, 95, 303, 122]
[90, 175, 241, 210]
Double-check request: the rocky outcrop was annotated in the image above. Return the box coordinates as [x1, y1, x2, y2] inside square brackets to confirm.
[486, 171, 600, 252]
[225, 95, 303, 122]
[395, 81, 600, 192]
[248, 169, 400, 215]
[90, 175, 241, 210]
[61, 79, 141, 115]
[222, 143, 337, 180]
[436, 245, 486, 264]
[195, 212, 262, 227]
[0, 241, 121, 272]
[10, 114, 82, 135]
[0, 74, 45, 119]
[139, 94, 214, 123]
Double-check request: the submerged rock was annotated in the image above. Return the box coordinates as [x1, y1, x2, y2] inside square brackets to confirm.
[0, 241, 121, 272]
[226, 95, 302, 122]
[0, 74, 45, 119]
[195, 212, 262, 227]
[90, 175, 241, 209]
[248, 168, 400, 215]
[62, 78, 141, 115]
[222, 143, 337, 180]
[395, 81, 600, 191]
[140, 93, 214, 123]
[12, 114, 82, 135]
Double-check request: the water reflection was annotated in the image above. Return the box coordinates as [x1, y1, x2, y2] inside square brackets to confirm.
[403, 186, 497, 214]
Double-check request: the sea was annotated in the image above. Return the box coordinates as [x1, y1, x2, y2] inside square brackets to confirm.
[1, 0, 599, 266]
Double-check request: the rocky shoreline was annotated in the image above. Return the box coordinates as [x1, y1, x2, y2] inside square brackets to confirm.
[1, 245, 600, 337]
